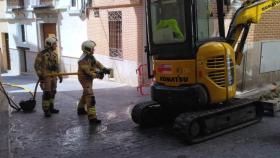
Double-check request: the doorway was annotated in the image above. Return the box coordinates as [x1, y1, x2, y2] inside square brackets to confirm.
[18, 48, 28, 72]
[42, 23, 58, 54]
[42, 23, 57, 43]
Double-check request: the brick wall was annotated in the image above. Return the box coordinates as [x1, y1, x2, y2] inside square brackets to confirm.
[250, 6, 280, 42]
[211, 1, 280, 43]
[224, 1, 280, 43]
[87, 5, 144, 63]
[87, 1, 145, 85]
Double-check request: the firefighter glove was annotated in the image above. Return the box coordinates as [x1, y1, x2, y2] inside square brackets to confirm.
[102, 68, 111, 75]
[96, 72, 104, 79]
[58, 76, 63, 83]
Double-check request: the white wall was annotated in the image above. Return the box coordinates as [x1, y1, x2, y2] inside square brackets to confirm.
[95, 54, 138, 86]
[7, 23, 21, 74]
[59, 12, 87, 58]
[7, 18, 38, 74]
[8, 23, 18, 49]
[8, 21, 37, 49]
[56, 0, 71, 9]
[5, 0, 87, 74]
[25, 22, 39, 52]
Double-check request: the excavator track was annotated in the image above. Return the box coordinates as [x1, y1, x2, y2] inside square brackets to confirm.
[131, 101, 162, 126]
[173, 98, 263, 144]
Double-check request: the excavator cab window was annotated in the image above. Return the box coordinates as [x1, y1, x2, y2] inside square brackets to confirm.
[145, 0, 229, 63]
[150, 0, 187, 44]
[146, 0, 193, 61]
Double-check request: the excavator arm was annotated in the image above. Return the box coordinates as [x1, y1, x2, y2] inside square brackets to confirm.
[226, 0, 280, 64]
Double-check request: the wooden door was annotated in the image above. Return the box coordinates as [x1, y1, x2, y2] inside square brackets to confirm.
[42, 23, 59, 54]
[42, 23, 56, 42]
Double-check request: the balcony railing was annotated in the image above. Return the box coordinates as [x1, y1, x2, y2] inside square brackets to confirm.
[7, 0, 24, 9]
[31, 0, 55, 9]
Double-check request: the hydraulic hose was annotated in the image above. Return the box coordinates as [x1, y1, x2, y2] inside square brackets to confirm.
[0, 81, 21, 111]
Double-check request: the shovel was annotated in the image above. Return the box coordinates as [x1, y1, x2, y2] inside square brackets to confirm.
[19, 80, 40, 112]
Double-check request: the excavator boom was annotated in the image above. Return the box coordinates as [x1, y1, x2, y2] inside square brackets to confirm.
[235, 0, 280, 25]
[227, 0, 280, 64]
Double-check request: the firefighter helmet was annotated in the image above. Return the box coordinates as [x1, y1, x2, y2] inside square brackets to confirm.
[45, 37, 57, 48]
[82, 40, 96, 54]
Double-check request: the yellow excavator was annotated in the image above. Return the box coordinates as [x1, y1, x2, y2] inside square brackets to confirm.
[131, 0, 280, 143]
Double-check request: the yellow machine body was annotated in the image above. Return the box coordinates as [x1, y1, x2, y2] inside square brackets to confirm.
[154, 42, 236, 104]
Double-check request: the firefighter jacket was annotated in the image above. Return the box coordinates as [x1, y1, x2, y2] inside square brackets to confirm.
[34, 48, 60, 78]
[78, 53, 105, 80]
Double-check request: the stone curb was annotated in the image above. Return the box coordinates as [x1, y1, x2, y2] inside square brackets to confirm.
[0, 84, 10, 158]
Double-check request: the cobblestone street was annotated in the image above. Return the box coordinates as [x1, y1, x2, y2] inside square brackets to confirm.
[2, 75, 280, 158]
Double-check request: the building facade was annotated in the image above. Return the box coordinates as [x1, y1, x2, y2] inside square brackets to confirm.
[229, 1, 280, 91]
[87, 0, 144, 86]
[4, 0, 88, 75]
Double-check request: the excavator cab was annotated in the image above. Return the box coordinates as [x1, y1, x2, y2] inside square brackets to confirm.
[132, 0, 280, 143]
[146, 0, 234, 108]
[147, 0, 226, 58]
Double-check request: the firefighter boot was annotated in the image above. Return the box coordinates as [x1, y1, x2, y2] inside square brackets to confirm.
[88, 104, 101, 124]
[89, 118, 101, 124]
[87, 96, 101, 124]
[50, 99, 59, 113]
[88, 106, 101, 124]
[77, 96, 87, 115]
[42, 100, 51, 117]
[44, 111, 51, 117]
[77, 108, 87, 115]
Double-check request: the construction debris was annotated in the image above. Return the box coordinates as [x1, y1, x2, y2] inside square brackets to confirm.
[259, 82, 280, 116]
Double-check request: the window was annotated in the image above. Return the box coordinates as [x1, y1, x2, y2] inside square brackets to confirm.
[7, 0, 24, 9]
[21, 25, 26, 42]
[69, 0, 80, 13]
[108, 11, 122, 58]
[150, 0, 186, 44]
[71, 0, 77, 7]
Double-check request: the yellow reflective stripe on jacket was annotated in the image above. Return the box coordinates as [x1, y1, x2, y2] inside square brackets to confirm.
[88, 107, 96, 114]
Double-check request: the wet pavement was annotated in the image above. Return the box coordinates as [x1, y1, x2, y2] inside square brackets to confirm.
[2, 74, 280, 158]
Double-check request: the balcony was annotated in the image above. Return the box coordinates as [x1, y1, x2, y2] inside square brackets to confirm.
[92, 0, 142, 8]
[31, 0, 55, 9]
[7, 0, 24, 10]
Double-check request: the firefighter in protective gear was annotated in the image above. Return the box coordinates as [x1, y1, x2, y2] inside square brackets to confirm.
[78, 40, 110, 124]
[34, 37, 63, 117]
